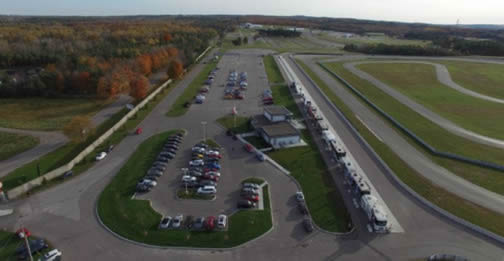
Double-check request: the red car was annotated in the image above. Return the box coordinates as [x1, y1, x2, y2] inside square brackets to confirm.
[263, 100, 274, 105]
[135, 128, 143, 135]
[202, 174, 219, 182]
[234, 93, 244, 100]
[245, 195, 259, 202]
[205, 216, 216, 231]
[207, 154, 222, 159]
[244, 144, 254, 153]
[204, 167, 219, 172]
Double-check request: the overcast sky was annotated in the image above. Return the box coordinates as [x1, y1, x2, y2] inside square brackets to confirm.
[2, 0, 503, 25]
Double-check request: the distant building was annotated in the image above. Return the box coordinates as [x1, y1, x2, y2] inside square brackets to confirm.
[251, 106, 300, 149]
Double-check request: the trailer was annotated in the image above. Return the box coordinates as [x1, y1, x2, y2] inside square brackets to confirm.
[360, 195, 390, 233]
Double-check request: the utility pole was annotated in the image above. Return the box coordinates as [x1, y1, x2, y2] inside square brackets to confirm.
[18, 226, 33, 261]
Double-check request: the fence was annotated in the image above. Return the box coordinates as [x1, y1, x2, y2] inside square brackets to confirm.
[318, 62, 504, 173]
[6, 79, 172, 199]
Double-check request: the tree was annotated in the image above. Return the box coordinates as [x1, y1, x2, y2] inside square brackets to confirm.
[130, 75, 150, 101]
[167, 59, 184, 79]
[63, 116, 95, 143]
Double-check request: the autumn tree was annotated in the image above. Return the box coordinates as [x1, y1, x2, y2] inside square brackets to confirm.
[136, 54, 152, 75]
[63, 116, 95, 143]
[167, 59, 184, 80]
[130, 75, 150, 101]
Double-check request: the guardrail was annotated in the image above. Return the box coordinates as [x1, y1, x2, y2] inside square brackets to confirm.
[290, 57, 504, 245]
[6, 79, 173, 199]
[318, 62, 504, 173]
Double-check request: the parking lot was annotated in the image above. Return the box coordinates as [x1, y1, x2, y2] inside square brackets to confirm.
[137, 49, 280, 219]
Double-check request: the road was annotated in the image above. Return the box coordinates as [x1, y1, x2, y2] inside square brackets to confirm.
[0, 49, 502, 261]
[296, 54, 504, 215]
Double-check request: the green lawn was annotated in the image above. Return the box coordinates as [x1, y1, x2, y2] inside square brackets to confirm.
[242, 177, 265, 185]
[201, 138, 220, 148]
[437, 60, 504, 99]
[357, 62, 504, 140]
[270, 84, 302, 119]
[296, 60, 504, 237]
[166, 57, 220, 117]
[0, 132, 39, 161]
[216, 115, 252, 133]
[0, 231, 50, 260]
[264, 55, 285, 84]
[98, 131, 272, 247]
[317, 32, 430, 47]
[177, 188, 214, 200]
[2, 83, 176, 192]
[0, 98, 109, 131]
[323, 61, 504, 196]
[244, 136, 270, 149]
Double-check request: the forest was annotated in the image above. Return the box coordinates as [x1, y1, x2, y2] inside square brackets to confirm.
[0, 17, 219, 99]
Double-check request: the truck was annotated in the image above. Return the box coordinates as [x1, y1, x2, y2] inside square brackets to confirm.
[360, 195, 390, 233]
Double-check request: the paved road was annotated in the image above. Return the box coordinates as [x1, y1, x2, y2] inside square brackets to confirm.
[296, 54, 504, 215]
[0, 49, 503, 261]
[344, 61, 504, 149]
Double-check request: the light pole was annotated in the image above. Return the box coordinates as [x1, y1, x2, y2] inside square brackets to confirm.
[201, 121, 207, 142]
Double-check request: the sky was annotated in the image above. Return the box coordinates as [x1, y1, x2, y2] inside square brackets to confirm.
[1, 0, 503, 25]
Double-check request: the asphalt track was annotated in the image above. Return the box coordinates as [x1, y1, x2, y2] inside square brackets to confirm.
[296, 54, 504, 215]
[0, 49, 502, 260]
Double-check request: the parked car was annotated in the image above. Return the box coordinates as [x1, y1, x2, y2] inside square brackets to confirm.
[244, 194, 259, 202]
[206, 162, 221, 170]
[303, 218, 314, 233]
[195, 143, 208, 149]
[242, 183, 260, 190]
[159, 216, 172, 229]
[161, 149, 177, 155]
[163, 144, 179, 149]
[144, 175, 158, 181]
[298, 202, 308, 215]
[136, 183, 151, 193]
[192, 147, 206, 153]
[224, 94, 234, 99]
[197, 186, 217, 194]
[188, 170, 203, 177]
[181, 181, 200, 188]
[17, 239, 48, 260]
[95, 152, 107, 161]
[40, 249, 62, 261]
[193, 217, 205, 229]
[189, 159, 205, 166]
[200, 87, 209, 93]
[172, 214, 183, 228]
[256, 152, 265, 161]
[152, 161, 168, 167]
[175, 133, 184, 138]
[244, 144, 254, 153]
[147, 169, 163, 176]
[295, 191, 305, 202]
[205, 216, 216, 231]
[217, 214, 227, 229]
[182, 175, 197, 182]
[189, 166, 204, 173]
[156, 156, 170, 163]
[160, 152, 175, 158]
[61, 170, 73, 180]
[427, 254, 469, 261]
[139, 179, 157, 187]
[202, 174, 219, 182]
[205, 171, 221, 177]
[237, 200, 256, 208]
[199, 180, 217, 187]
[106, 145, 114, 153]
[151, 165, 166, 172]
[185, 215, 194, 229]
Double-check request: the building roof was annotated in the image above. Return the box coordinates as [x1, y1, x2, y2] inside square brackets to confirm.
[251, 115, 271, 129]
[264, 106, 292, 117]
[261, 122, 299, 138]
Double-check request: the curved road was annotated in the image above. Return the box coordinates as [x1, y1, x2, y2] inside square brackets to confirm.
[0, 49, 502, 260]
[344, 61, 504, 150]
[296, 54, 504, 216]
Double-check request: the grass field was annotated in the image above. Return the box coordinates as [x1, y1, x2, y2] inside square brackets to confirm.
[98, 131, 273, 247]
[263, 55, 285, 84]
[316, 32, 430, 47]
[0, 98, 109, 131]
[166, 57, 219, 117]
[436, 60, 504, 99]
[0, 231, 50, 260]
[216, 115, 252, 133]
[297, 60, 504, 237]
[324, 61, 504, 196]
[0, 132, 39, 161]
[357, 62, 504, 140]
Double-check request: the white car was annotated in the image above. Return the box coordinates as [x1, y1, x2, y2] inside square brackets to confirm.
[205, 171, 221, 177]
[206, 150, 220, 156]
[39, 249, 62, 261]
[159, 216, 172, 229]
[182, 175, 197, 182]
[197, 185, 217, 194]
[95, 152, 107, 161]
[217, 214, 227, 229]
[192, 147, 206, 153]
[189, 159, 204, 166]
[295, 191, 305, 202]
[139, 179, 157, 187]
[172, 214, 183, 228]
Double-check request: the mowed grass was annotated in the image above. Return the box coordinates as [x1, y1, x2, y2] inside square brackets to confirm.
[357, 62, 504, 140]
[263, 55, 285, 84]
[298, 60, 504, 237]
[0, 98, 109, 130]
[0, 132, 39, 161]
[324, 62, 504, 196]
[166, 57, 219, 117]
[98, 131, 272, 247]
[216, 115, 252, 133]
[437, 60, 504, 99]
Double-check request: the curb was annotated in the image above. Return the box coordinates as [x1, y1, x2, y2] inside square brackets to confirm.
[291, 56, 504, 246]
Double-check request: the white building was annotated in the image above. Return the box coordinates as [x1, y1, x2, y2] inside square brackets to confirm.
[260, 122, 300, 148]
[264, 106, 293, 123]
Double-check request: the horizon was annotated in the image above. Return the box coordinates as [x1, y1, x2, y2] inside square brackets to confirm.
[2, 0, 503, 25]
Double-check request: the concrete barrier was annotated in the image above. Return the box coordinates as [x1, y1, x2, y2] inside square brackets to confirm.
[290, 57, 504, 245]
[6, 79, 172, 199]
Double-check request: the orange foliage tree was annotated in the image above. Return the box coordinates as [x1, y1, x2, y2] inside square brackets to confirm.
[130, 75, 150, 101]
[167, 59, 184, 80]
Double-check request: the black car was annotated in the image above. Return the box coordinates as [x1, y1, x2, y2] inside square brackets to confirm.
[147, 170, 163, 177]
[162, 147, 178, 153]
[188, 170, 203, 177]
[298, 202, 308, 215]
[157, 156, 169, 163]
[136, 183, 151, 193]
[151, 165, 166, 172]
[175, 133, 184, 138]
[17, 239, 48, 259]
[144, 175, 158, 181]
[199, 180, 216, 187]
[185, 215, 194, 229]
[237, 200, 256, 208]
[428, 254, 469, 261]
[195, 143, 208, 149]
[167, 137, 182, 142]
[152, 161, 168, 167]
[160, 152, 175, 159]
[160, 151, 176, 157]
[303, 218, 314, 233]
[193, 217, 205, 229]
[165, 142, 180, 147]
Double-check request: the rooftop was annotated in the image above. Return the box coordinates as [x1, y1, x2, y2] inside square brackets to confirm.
[261, 122, 299, 138]
[264, 105, 292, 116]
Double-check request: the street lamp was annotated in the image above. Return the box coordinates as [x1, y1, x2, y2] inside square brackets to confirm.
[201, 121, 207, 142]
